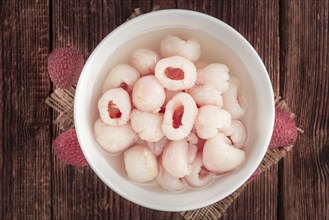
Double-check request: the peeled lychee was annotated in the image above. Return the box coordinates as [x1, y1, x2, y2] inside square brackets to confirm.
[53, 129, 87, 167]
[270, 108, 298, 148]
[48, 47, 84, 88]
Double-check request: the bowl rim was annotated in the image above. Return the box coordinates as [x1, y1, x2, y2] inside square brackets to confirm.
[74, 9, 275, 211]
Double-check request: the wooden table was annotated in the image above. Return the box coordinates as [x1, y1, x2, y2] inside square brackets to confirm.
[1, 0, 328, 219]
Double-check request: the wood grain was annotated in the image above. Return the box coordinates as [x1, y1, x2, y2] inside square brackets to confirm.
[0, 0, 328, 219]
[279, 0, 329, 219]
[0, 0, 51, 219]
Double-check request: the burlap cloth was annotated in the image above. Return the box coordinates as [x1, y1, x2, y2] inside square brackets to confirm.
[45, 7, 301, 219]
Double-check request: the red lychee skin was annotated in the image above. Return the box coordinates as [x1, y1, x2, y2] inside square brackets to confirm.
[269, 108, 298, 148]
[53, 129, 88, 167]
[48, 47, 84, 88]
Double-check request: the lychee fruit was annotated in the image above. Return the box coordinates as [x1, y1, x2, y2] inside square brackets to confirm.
[53, 129, 88, 167]
[48, 47, 84, 88]
[269, 108, 298, 148]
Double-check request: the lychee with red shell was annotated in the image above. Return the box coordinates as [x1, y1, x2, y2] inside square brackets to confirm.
[269, 108, 298, 148]
[53, 129, 87, 167]
[48, 47, 84, 88]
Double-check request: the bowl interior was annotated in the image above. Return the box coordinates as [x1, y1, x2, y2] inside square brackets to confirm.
[75, 9, 274, 211]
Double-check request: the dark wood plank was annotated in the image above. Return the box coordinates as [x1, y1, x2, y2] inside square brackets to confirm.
[279, 0, 329, 219]
[51, 1, 119, 219]
[51, 1, 181, 219]
[153, 0, 177, 9]
[177, 0, 221, 16]
[0, 0, 52, 219]
[222, 166, 278, 220]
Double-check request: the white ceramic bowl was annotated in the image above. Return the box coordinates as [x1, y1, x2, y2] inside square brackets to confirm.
[75, 9, 274, 212]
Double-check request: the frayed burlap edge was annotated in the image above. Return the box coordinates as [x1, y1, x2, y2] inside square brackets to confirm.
[45, 85, 76, 131]
[126, 6, 160, 21]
